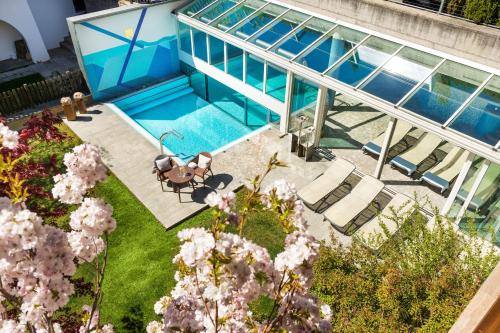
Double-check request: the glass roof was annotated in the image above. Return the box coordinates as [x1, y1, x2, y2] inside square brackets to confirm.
[178, 0, 500, 149]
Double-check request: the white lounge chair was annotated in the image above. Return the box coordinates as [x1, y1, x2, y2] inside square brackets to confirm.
[390, 133, 443, 176]
[324, 175, 385, 233]
[355, 193, 415, 250]
[298, 158, 355, 211]
[362, 122, 413, 156]
[421, 147, 469, 193]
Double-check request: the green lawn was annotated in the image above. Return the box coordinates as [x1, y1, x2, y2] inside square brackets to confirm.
[72, 176, 285, 332]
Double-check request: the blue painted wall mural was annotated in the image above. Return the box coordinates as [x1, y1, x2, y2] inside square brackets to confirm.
[74, 4, 180, 101]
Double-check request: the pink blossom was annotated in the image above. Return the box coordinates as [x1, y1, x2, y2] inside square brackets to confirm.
[70, 198, 116, 236]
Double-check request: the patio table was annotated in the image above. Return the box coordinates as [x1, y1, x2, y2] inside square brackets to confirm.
[164, 166, 195, 202]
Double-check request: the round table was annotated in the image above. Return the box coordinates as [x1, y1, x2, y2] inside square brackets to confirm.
[163, 166, 195, 202]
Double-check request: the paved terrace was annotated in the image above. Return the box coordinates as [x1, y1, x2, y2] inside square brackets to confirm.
[65, 105, 446, 244]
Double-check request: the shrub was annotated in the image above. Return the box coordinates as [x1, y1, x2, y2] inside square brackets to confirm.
[463, 0, 499, 25]
[312, 205, 498, 332]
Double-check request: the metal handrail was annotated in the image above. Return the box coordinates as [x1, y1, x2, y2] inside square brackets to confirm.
[159, 129, 183, 155]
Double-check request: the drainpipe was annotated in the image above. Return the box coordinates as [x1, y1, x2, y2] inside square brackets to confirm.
[438, 0, 446, 13]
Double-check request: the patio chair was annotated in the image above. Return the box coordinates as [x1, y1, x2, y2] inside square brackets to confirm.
[389, 132, 443, 176]
[297, 158, 355, 212]
[153, 154, 178, 191]
[362, 121, 413, 156]
[420, 147, 469, 193]
[456, 163, 499, 211]
[354, 193, 415, 250]
[324, 175, 385, 233]
[188, 152, 213, 187]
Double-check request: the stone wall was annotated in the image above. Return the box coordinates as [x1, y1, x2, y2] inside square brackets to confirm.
[280, 0, 500, 69]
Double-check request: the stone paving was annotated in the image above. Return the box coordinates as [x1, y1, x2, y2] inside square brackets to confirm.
[65, 103, 446, 244]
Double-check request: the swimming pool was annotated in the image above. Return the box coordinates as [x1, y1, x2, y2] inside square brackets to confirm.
[110, 75, 277, 162]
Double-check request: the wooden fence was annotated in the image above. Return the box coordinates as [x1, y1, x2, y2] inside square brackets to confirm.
[0, 70, 89, 116]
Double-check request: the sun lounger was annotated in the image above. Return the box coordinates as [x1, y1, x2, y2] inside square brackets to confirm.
[324, 175, 385, 232]
[298, 158, 355, 211]
[355, 193, 415, 250]
[457, 163, 499, 211]
[390, 133, 443, 175]
[362, 121, 413, 156]
[421, 147, 469, 193]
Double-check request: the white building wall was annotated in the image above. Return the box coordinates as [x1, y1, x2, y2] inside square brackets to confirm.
[27, 0, 76, 49]
[0, 0, 49, 62]
[0, 20, 23, 60]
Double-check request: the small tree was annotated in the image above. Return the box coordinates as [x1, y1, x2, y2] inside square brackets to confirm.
[147, 156, 332, 332]
[312, 201, 498, 332]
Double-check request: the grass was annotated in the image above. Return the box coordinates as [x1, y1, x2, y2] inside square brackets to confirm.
[0, 73, 44, 93]
[73, 179, 285, 331]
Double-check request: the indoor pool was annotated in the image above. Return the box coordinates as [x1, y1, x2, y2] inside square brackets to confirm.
[111, 75, 276, 161]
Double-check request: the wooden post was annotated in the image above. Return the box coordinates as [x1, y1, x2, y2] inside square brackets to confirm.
[60, 97, 76, 121]
[73, 92, 87, 114]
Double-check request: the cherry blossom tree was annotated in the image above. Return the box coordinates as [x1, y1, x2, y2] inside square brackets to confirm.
[0, 123, 114, 333]
[148, 155, 332, 333]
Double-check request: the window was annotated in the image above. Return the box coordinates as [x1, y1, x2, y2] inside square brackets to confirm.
[192, 28, 208, 61]
[246, 53, 264, 90]
[209, 35, 224, 70]
[226, 43, 243, 80]
[178, 22, 192, 54]
[266, 63, 286, 102]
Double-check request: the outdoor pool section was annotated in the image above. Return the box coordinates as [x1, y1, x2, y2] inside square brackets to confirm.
[110, 75, 279, 162]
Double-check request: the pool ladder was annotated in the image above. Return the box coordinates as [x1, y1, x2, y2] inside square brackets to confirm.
[159, 129, 183, 155]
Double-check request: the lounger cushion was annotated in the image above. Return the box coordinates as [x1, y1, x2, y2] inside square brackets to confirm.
[421, 171, 449, 192]
[390, 156, 417, 175]
[155, 156, 172, 172]
[324, 175, 384, 229]
[362, 142, 381, 155]
[188, 162, 197, 169]
[298, 159, 355, 206]
[198, 154, 211, 168]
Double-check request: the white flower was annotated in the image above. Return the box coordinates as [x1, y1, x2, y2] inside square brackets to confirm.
[146, 321, 163, 333]
[0, 123, 19, 149]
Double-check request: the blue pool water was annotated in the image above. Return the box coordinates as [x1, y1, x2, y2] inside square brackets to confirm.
[113, 76, 275, 161]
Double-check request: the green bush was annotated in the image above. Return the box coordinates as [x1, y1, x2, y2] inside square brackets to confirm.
[446, 0, 466, 16]
[463, 0, 499, 25]
[312, 207, 498, 332]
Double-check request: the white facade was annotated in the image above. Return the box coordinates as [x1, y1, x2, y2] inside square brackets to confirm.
[0, 0, 76, 62]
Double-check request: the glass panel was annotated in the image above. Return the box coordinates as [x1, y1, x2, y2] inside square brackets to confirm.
[192, 28, 208, 62]
[209, 35, 224, 70]
[206, 76, 278, 129]
[401, 61, 489, 124]
[246, 53, 264, 90]
[180, 62, 207, 99]
[195, 0, 238, 23]
[181, 0, 214, 16]
[327, 36, 400, 87]
[249, 10, 310, 49]
[272, 17, 334, 59]
[449, 75, 500, 146]
[178, 22, 192, 54]
[212, 0, 265, 31]
[266, 63, 286, 102]
[295, 25, 367, 73]
[230, 4, 287, 40]
[227, 43, 243, 80]
[447, 156, 484, 220]
[289, 75, 318, 134]
[458, 162, 500, 247]
[360, 48, 442, 104]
